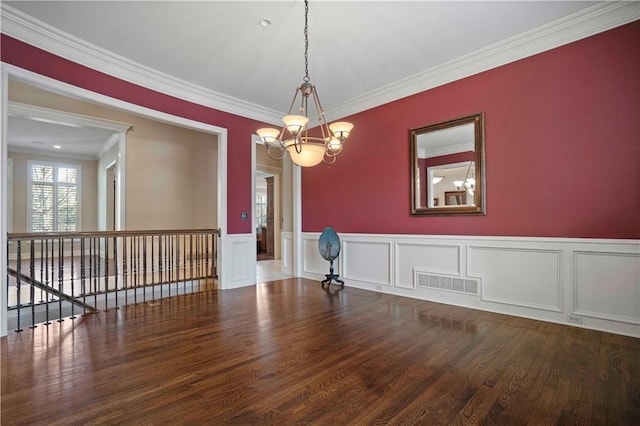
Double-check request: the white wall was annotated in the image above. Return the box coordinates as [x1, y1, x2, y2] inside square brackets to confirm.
[300, 232, 640, 337]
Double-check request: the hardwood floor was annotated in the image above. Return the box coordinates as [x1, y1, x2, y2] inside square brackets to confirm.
[2, 278, 639, 424]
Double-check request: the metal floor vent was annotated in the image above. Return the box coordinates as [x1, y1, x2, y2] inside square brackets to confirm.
[416, 272, 478, 295]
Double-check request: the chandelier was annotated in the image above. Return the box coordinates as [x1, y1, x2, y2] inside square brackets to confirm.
[256, 0, 353, 167]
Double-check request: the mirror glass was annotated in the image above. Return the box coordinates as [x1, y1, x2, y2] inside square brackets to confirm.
[410, 113, 485, 215]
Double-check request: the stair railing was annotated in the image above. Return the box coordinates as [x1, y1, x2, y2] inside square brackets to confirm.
[6, 228, 219, 331]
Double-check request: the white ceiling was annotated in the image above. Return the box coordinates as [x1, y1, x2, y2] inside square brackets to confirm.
[7, 114, 116, 158]
[3, 1, 636, 155]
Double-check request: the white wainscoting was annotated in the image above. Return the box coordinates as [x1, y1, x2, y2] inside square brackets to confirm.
[300, 233, 640, 337]
[281, 231, 294, 275]
[219, 233, 256, 290]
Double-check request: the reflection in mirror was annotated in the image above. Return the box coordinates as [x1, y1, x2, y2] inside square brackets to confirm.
[410, 113, 485, 215]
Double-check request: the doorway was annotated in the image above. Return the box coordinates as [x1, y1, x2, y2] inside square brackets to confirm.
[256, 172, 277, 261]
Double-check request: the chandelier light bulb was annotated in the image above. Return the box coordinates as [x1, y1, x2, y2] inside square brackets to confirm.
[282, 115, 309, 135]
[257, 127, 280, 144]
[329, 121, 353, 140]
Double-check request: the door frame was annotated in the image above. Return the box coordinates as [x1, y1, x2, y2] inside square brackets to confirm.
[0, 63, 229, 336]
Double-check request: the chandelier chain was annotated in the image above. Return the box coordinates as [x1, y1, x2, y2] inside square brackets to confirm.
[303, 0, 310, 83]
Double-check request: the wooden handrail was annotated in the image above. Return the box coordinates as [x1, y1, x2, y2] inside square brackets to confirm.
[8, 228, 220, 241]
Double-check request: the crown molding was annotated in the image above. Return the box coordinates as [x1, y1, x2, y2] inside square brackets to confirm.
[8, 147, 97, 162]
[0, 3, 283, 126]
[2, 2, 638, 125]
[97, 133, 121, 160]
[8, 101, 132, 133]
[324, 1, 640, 122]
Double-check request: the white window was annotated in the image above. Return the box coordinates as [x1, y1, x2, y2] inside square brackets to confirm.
[28, 161, 81, 232]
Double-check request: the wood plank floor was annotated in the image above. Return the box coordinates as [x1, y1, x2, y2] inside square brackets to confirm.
[2, 278, 639, 425]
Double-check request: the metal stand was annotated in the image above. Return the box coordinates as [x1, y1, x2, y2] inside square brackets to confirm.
[321, 259, 344, 288]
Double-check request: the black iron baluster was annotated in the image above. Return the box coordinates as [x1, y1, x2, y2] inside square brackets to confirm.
[39, 238, 45, 304]
[104, 236, 109, 310]
[44, 238, 51, 326]
[96, 236, 104, 311]
[186, 233, 190, 290]
[173, 233, 177, 295]
[157, 235, 162, 301]
[29, 240, 37, 329]
[15, 240, 23, 332]
[113, 235, 119, 308]
[207, 233, 211, 278]
[155, 235, 161, 301]
[131, 235, 136, 302]
[70, 237, 76, 320]
[167, 235, 171, 299]
[123, 235, 128, 306]
[57, 238, 64, 322]
[139, 236, 144, 303]
[143, 235, 147, 303]
[80, 237, 86, 315]
[93, 237, 98, 310]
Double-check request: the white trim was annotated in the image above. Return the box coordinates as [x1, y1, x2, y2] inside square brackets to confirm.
[324, 1, 640, 121]
[97, 133, 121, 159]
[1, 63, 231, 321]
[7, 157, 13, 232]
[1, 3, 282, 126]
[8, 101, 132, 133]
[116, 132, 126, 230]
[2, 3, 637, 124]
[8, 147, 97, 161]
[1, 66, 9, 336]
[250, 133, 258, 283]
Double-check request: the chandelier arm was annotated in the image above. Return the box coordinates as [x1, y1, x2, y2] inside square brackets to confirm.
[266, 146, 287, 161]
[310, 89, 330, 140]
[300, 88, 308, 115]
[286, 87, 301, 116]
[323, 155, 337, 165]
[325, 145, 343, 157]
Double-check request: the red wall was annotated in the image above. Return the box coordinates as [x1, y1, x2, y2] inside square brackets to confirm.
[1, 35, 264, 234]
[302, 22, 640, 239]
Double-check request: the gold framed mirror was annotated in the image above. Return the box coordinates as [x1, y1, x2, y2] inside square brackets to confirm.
[410, 113, 486, 216]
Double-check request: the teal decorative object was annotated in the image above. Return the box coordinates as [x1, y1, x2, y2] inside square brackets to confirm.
[318, 227, 344, 287]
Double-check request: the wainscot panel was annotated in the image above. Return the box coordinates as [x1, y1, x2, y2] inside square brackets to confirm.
[342, 240, 392, 286]
[300, 232, 639, 337]
[468, 247, 562, 312]
[302, 234, 339, 277]
[573, 251, 639, 325]
[281, 231, 294, 275]
[396, 242, 461, 288]
[221, 233, 256, 289]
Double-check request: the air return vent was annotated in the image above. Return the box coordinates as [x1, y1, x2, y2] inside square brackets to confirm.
[416, 272, 479, 296]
